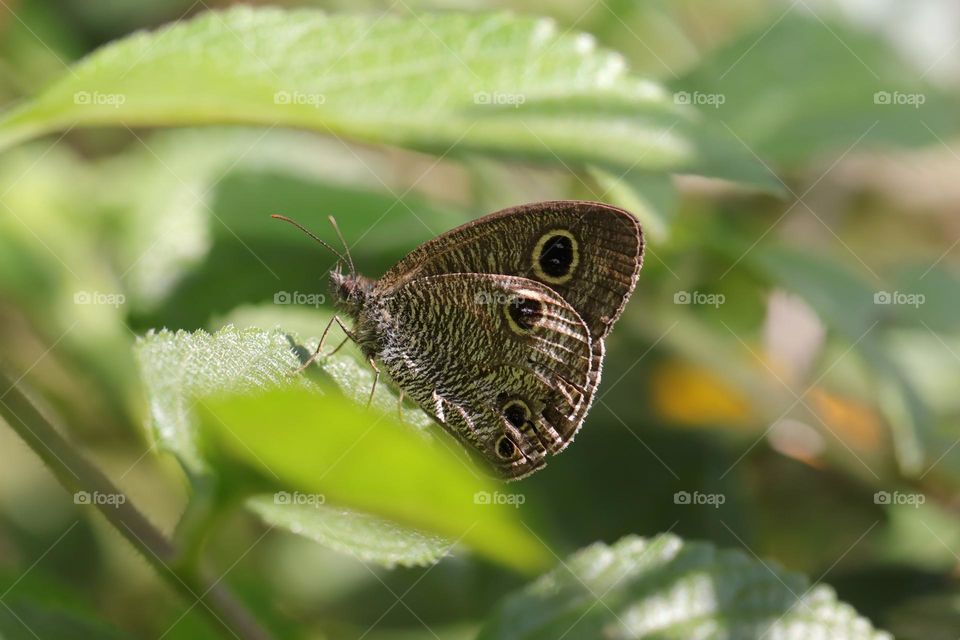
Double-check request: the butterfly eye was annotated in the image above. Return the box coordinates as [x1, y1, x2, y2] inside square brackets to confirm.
[502, 399, 531, 427]
[495, 435, 518, 460]
[532, 229, 579, 284]
[503, 296, 543, 334]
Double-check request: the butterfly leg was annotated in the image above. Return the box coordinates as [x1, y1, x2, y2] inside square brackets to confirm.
[294, 315, 337, 373]
[366, 358, 380, 409]
[327, 336, 350, 355]
[294, 314, 354, 374]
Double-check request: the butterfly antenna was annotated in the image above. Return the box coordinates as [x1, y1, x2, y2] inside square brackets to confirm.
[270, 214, 350, 267]
[327, 215, 355, 277]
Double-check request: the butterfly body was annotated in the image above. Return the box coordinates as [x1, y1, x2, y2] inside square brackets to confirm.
[327, 201, 643, 480]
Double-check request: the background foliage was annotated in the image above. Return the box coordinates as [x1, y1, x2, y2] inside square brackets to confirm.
[1, 0, 959, 638]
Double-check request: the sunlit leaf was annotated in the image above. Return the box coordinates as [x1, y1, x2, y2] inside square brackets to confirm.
[0, 7, 778, 190]
[134, 325, 312, 472]
[478, 534, 892, 639]
[248, 496, 450, 568]
[134, 325, 447, 568]
[197, 387, 550, 572]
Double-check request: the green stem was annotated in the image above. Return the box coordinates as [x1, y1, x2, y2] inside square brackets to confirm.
[0, 368, 273, 640]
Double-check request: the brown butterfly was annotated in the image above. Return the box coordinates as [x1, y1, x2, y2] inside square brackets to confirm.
[274, 201, 643, 480]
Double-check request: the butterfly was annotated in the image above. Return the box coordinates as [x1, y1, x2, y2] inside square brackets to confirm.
[274, 201, 643, 480]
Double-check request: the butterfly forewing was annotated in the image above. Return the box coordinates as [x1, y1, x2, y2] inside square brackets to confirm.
[376, 201, 644, 340]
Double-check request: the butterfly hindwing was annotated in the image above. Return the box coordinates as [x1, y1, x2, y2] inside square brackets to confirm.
[376, 200, 644, 340]
[377, 273, 594, 479]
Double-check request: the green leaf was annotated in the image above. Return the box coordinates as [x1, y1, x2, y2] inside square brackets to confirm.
[477, 534, 891, 640]
[0, 7, 777, 190]
[134, 323, 433, 470]
[134, 325, 313, 472]
[134, 325, 444, 569]
[197, 387, 550, 572]
[248, 496, 450, 568]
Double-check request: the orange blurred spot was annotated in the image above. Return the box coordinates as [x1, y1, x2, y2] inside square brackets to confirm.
[809, 388, 884, 452]
[652, 360, 754, 429]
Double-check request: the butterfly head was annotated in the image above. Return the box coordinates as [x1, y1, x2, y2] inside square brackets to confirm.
[330, 266, 373, 314]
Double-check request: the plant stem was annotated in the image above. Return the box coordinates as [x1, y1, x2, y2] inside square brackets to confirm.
[0, 368, 273, 640]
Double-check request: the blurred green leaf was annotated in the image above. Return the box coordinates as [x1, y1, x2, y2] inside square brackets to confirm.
[675, 13, 960, 166]
[0, 7, 779, 190]
[870, 348, 929, 476]
[0, 571, 132, 640]
[197, 387, 551, 573]
[0, 142, 137, 428]
[587, 166, 677, 241]
[888, 265, 960, 333]
[477, 534, 891, 640]
[0, 601, 131, 640]
[100, 127, 466, 317]
[749, 245, 878, 341]
[248, 497, 450, 568]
